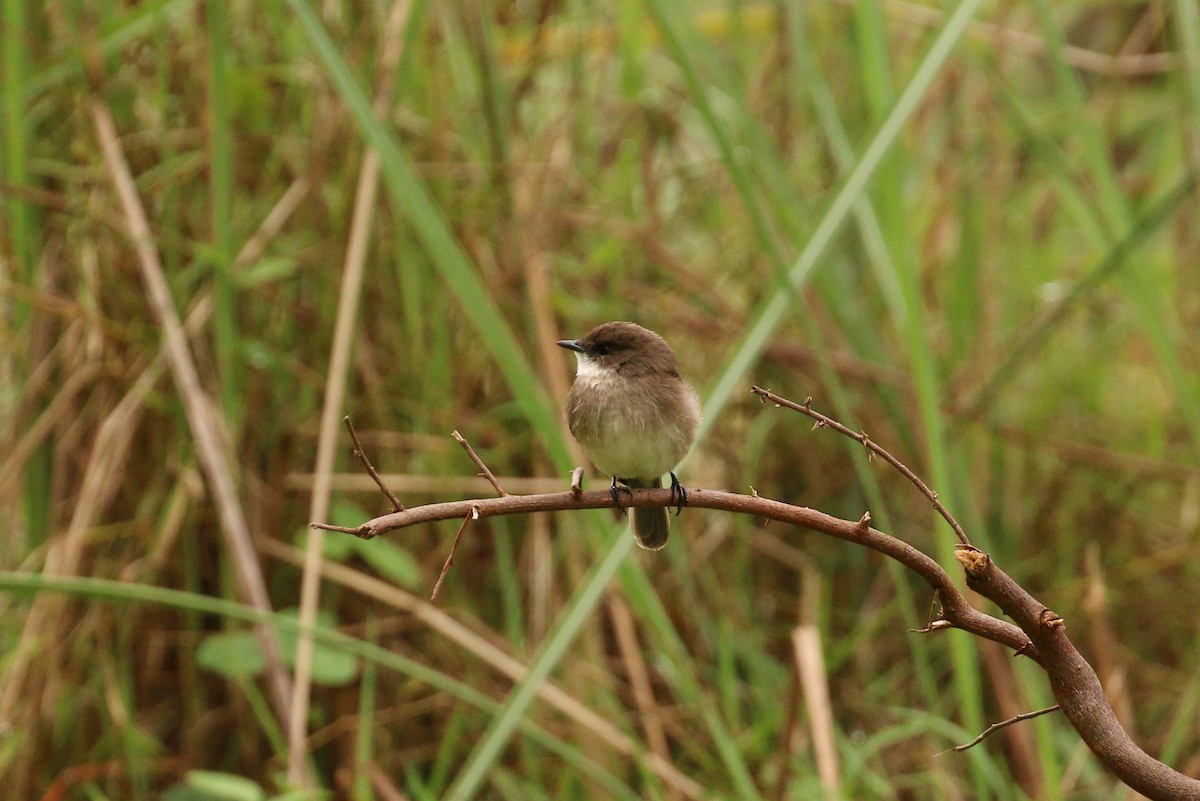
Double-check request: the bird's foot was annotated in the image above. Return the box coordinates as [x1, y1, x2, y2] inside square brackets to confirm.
[668, 472, 687, 517]
[610, 477, 634, 515]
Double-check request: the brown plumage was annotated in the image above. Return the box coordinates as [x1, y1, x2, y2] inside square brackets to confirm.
[557, 322, 701, 550]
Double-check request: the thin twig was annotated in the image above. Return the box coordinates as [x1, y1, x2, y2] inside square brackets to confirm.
[345, 417, 404, 512]
[937, 705, 1061, 755]
[452, 430, 507, 496]
[430, 506, 480, 602]
[751, 387, 971, 546]
[311, 522, 362, 534]
[569, 466, 584, 498]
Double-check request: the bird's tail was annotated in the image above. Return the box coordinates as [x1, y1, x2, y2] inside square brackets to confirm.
[625, 477, 669, 550]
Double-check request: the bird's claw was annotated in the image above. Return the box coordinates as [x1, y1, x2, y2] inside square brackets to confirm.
[668, 472, 687, 517]
[610, 476, 633, 515]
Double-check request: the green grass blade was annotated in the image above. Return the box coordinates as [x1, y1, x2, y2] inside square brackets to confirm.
[0, 571, 638, 797]
[27, 0, 195, 97]
[285, 0, 569, 466]
[2, 0, 32, 283]
[441, 529, 634, 801]
[206, 0, 241, 428]
[697, 0, 986, 438]
[1005, 1, 1200, 448]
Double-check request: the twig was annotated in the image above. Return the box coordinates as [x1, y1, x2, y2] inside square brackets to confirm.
[937, 705, 1060, 755]
[569, 466, 584, 498]
[430, 505, 480, 602]
[751, 387, 971, 546]
[452, 430, 507, 497]
[345, 417, 404, 512]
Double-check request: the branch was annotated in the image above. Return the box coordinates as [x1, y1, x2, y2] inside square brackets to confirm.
[315, 391, 1200, 801]
[430, 505, 479, 602]
[938, 705, 1060, 755]
[752, 386, 970, 545]
[451, 430, 507, 497]
[344, 417, 404, 512]
[314, 487, 1033, 658]
[951, 547, 1200, 799]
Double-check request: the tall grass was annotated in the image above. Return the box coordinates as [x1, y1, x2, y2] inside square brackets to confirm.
[1, 2, 1198, 799]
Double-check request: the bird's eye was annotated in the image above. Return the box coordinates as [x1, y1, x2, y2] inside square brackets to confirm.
[593, 343, 611, 355]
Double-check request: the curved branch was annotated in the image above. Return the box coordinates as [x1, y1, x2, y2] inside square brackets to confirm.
[316, 487, 1034, 660]
[316, 486, 1200, 799]
[751, 386, 971, 545]
[956, 548, 1200, 799]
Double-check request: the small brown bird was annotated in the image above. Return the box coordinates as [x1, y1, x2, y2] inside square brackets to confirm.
[557, 322, 701, 550]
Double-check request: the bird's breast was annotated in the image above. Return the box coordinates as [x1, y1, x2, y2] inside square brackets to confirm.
[566, 372, 698, 479]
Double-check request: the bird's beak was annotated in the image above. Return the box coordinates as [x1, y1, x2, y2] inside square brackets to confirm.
[556, 339, 585, 353]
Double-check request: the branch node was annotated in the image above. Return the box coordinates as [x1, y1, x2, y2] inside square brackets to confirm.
[910, 619, 954, 634]
[569, 467, 585, 498]
[1039, 608, 1064, 629]
[309, 522, 364, 536]
[954, 544, 990, 577]
[856, 511, 872, 532]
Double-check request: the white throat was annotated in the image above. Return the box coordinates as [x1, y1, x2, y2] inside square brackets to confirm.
[573, 354, 614, 381]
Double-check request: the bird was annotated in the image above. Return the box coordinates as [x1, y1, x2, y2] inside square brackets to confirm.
[557, 321, 701, 550]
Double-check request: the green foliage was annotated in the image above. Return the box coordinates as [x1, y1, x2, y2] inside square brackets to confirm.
[197, 630, 268, 679]
[176, 771, 267, 801]
[2, 1, 1199, 799]
[198, 609, 360, 686]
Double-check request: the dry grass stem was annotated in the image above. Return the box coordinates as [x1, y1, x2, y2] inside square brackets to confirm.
[606, 594, 677, 800]
[288, 0, 416, 781]
[793, 569, 841, 794]
[89, 98, 294, 729]
[257, 537, 707, 799]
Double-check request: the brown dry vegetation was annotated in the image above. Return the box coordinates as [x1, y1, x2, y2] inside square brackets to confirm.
[2, 1, 1199, 799]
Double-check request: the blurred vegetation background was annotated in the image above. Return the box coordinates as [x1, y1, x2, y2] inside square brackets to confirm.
[2, 0, 1199, 799]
